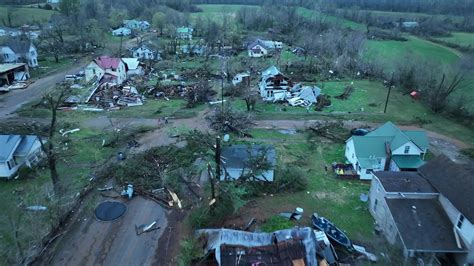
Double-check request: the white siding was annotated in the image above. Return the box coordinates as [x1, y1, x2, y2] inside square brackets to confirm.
[85, 62, 105, 82]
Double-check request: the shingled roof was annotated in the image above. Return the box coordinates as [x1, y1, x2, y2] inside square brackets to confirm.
[419, 156, 474, 221]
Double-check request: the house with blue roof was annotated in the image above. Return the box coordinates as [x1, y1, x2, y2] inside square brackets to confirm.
[345, 122, 429, 180]
[0, 135, 43, 179]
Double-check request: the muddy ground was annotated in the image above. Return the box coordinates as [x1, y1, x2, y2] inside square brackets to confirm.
[48, 195, 169, 266]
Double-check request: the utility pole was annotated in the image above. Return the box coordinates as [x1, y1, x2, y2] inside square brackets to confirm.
[384, 72, 394, 114]
[215, 136, 221, 182]
[118, 35, 123, 57]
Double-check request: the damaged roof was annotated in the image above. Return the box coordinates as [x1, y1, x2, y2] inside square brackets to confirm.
[0, 135, 22, 162]
[221, 144, 276, 170]
[94, 56, 123, 70]
[196, 227, 319, 265]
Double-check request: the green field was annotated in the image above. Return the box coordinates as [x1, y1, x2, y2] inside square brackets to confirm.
[0, 6, 57, 27]
[243, 129, 377, 244]
[435, 32, 474, 48]
[296, 7, 366, 31]
[365, 35, 461, 71]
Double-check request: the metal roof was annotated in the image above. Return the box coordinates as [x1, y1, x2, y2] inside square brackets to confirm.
[196, 227, 319, 265]
[0, 63, 27, 73]
[221, 144, 276, 170]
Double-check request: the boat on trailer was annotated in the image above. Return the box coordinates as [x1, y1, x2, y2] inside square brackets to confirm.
[311, 213, 352, 249]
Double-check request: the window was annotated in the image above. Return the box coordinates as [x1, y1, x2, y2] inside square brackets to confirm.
[7, 161, 11, 170]
[352, 153, 354, 159]
[366, 169, 373, 174]
[93, 69, 96, 75]
[457, 214, 465, 229]
[373, 199, 378, 212]
[404, 145, 410, 154]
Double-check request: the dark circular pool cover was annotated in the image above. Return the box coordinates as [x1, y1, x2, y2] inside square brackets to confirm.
[95, 201, 127, 221]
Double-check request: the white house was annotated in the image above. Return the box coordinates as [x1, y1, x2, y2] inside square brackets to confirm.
[112, 27, 131, 36]
[176, 27, 193, 40]
[345, 121, 429, 180]
[0, 39, 38, 67]
[247, 40, 269, 58]
[220, 144, 276, 182]
[85, 56, 127, 85]
[0, 135, 43, 179]
[123, 19, 150, 31]
[369, 156, 474, 265]
[259, 66, 293, 101]
[130, 44, 158, 60]
[121, 58, 143, 76]
[232, 72, 250, 86]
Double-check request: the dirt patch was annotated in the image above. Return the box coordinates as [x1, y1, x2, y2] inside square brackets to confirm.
[49, 195, 168, 266]
[153, 210, 189, 265]
[312, 191, 345, 204]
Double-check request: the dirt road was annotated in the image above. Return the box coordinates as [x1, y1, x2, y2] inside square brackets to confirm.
[51, 196, 168, 266]
[0, 62, 87, 118]
[81, 115, 471, 163]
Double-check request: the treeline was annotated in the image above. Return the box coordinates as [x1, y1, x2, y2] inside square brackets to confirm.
[190, 0, 315, 7]
[320, 0, 474, 15]
[0, 0, 43, 4]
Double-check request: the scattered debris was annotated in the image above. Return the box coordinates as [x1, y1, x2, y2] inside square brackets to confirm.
[97, 186, 113, 192]
[335, 84, 354, 100]
[353, 244, 378, 262]
[359, 193, 369, 202]
[135, 220, 161, 235]
[243, 218, 256, 231]
[88, 83, 143, 109]
[117, 152, 126, 161]
[59, 128, 80, 137]
[279, 207, 304, 221]
[168, 189, 182, 209]
[25, 205, 48, 211]
[309, 121, 346, 142]
[196, 227, 332, 265]
[121, 184, 134, 199]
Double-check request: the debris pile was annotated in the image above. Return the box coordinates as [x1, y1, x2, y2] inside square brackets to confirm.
[89, 83, 143, 109]
[259, 66, 324, 108]
[335, 84, 354, 100]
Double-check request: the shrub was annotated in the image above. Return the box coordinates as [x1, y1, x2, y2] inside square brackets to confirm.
[261, 216, 295, 232]
[178, 238, 202, 266]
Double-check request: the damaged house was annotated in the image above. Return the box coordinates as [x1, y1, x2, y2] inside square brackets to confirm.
[259, 66, 293, 101]
[85, 56, 127, 85]
[0, 38, 38, 67]
[345, 122, 429, 180]
[0, 63, 29, 87]
[0, 135, 43, 179]
[122, 58, 144, 76]
[130, 43, 159, 60]
[220, 144, 276, 182]
[369, 156, 474, 265]
[196, 227, 337, 266]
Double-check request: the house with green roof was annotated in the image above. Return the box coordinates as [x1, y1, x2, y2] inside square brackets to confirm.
[176, 27, 193, 40]
[345, 122, 429, 180]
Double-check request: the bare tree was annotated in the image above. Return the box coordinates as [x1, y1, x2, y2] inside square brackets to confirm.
[423, 72, 467, 113]
[39, 85, 71, 194]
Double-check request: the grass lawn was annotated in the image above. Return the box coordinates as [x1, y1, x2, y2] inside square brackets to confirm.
[30, 57, 75, 79]
[435, 32, 474, 48]
[365, 35, 461, 72]
[0, 6, 57, 27]
[107, 99, 206, 119]
[243, 129, 375, 241]
[229, 79, 474, 144]
[296, 7, 366, 31]
[0, 128, 116, 263]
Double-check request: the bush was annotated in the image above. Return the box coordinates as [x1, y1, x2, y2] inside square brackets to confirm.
[261, 216, 295, 232]
[43, 3, 53, 10]
[178, 238, 202, 266]
[244, 166, 308, 196]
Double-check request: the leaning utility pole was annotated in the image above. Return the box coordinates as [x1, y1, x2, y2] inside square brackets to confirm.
[384, 72, 394, 114]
